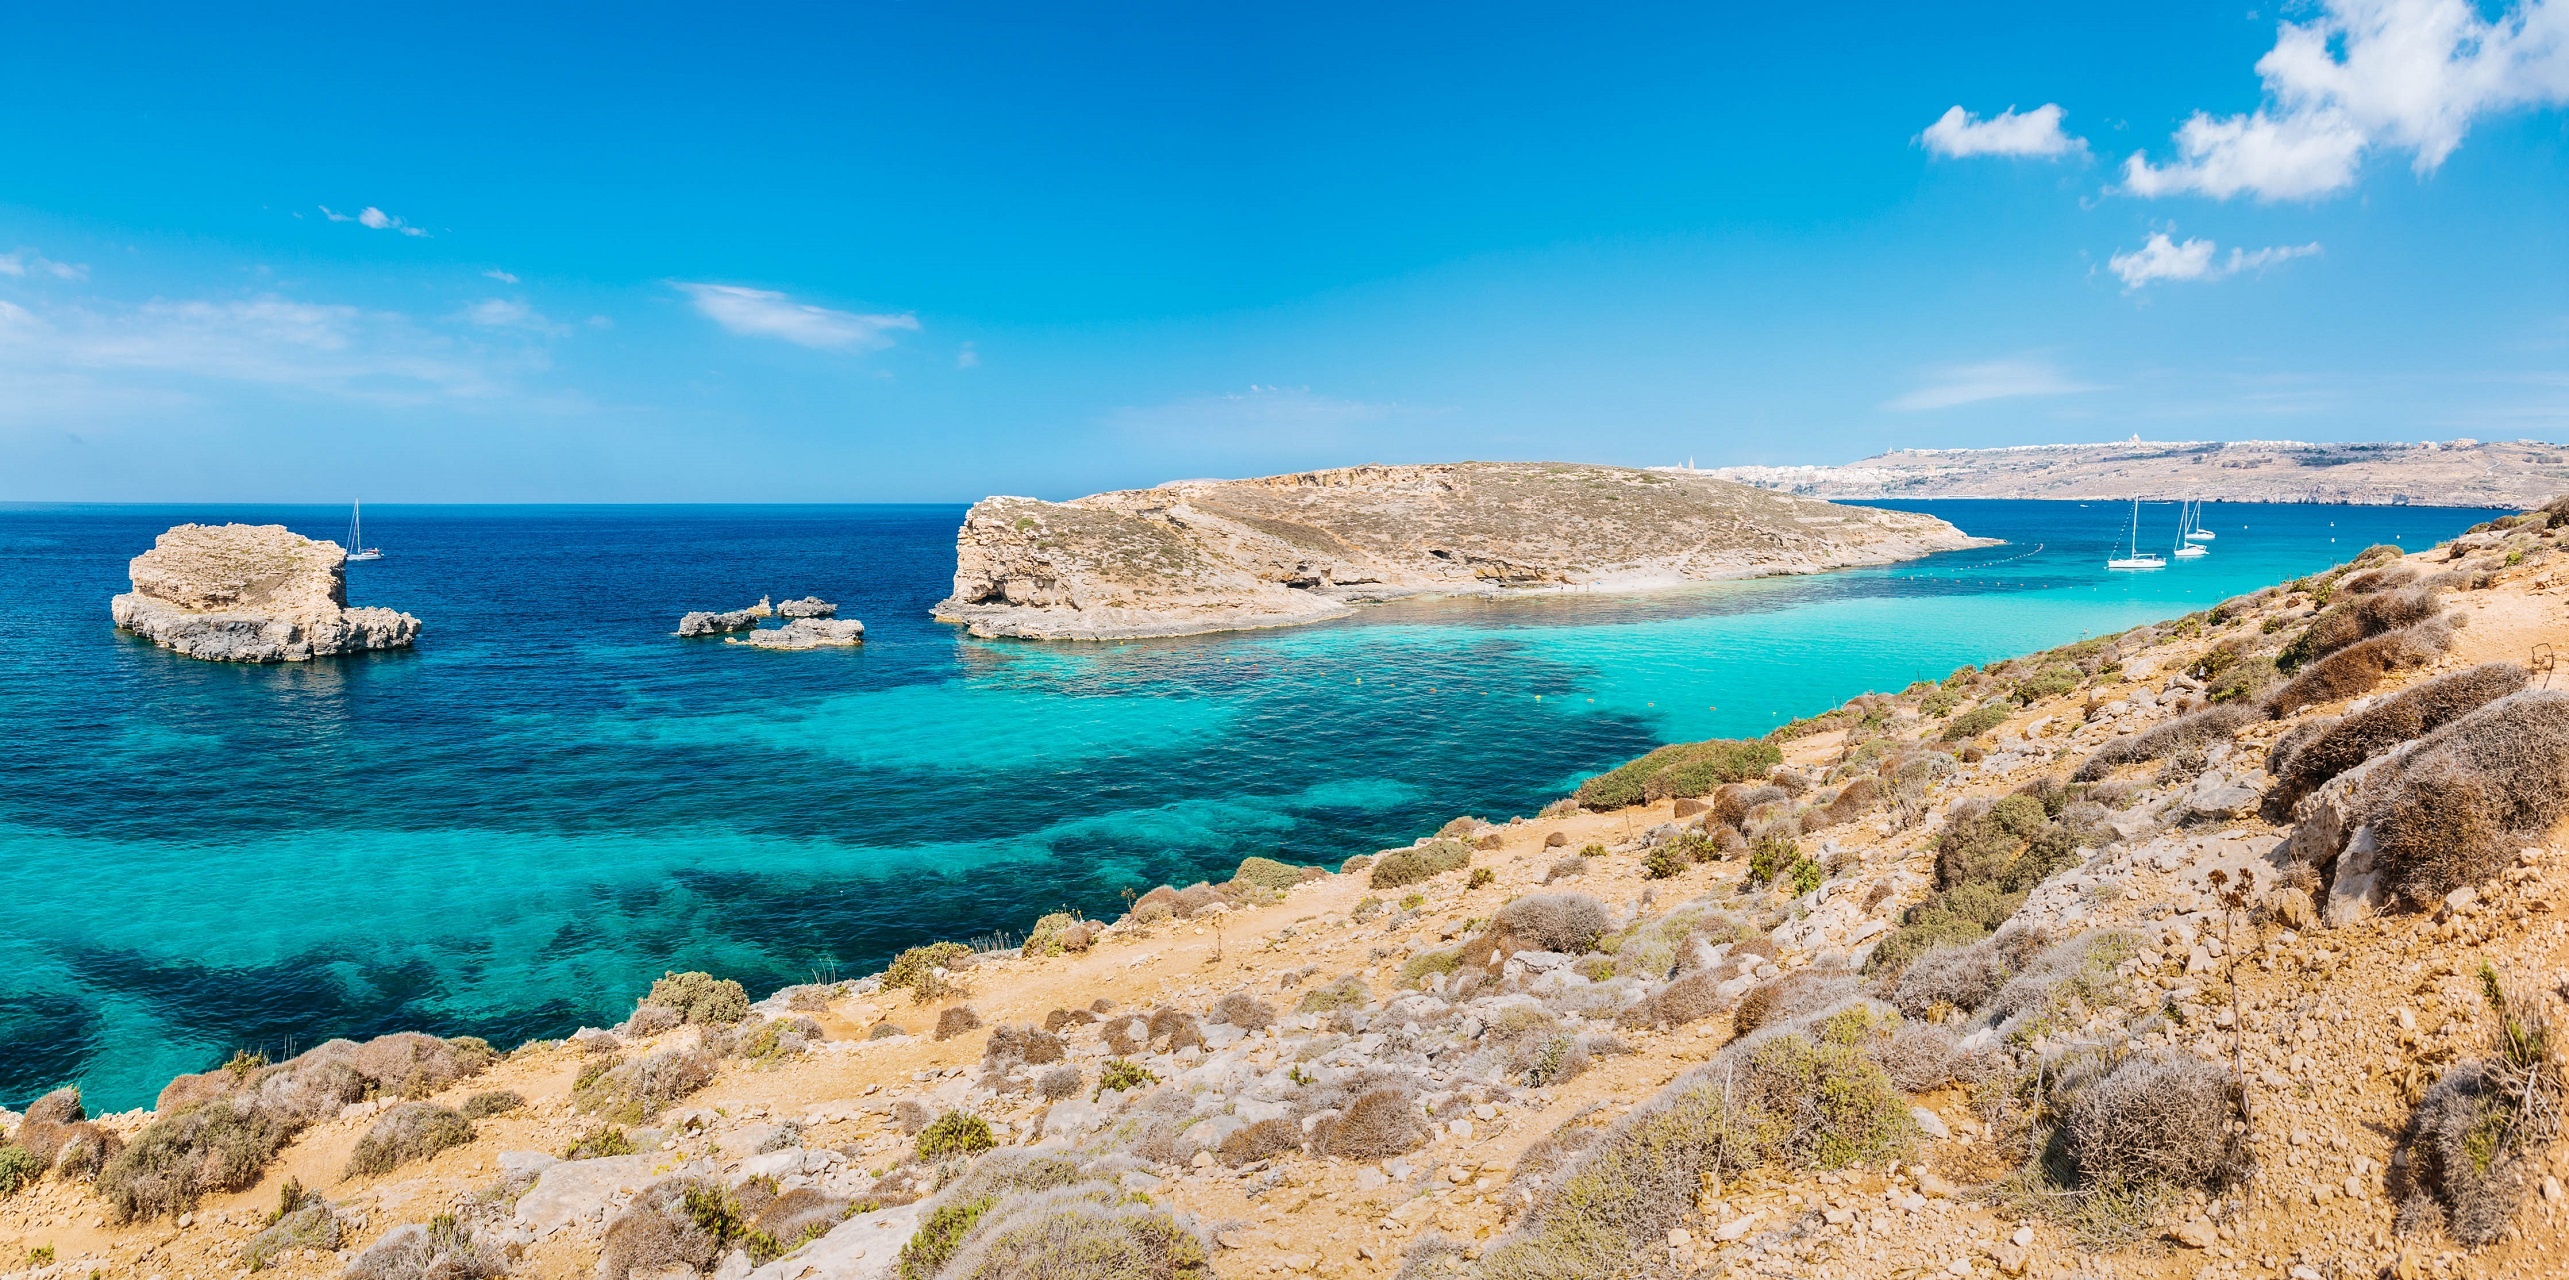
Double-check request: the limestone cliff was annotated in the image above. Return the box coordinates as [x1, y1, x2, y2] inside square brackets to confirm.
[110, 523, 420, 662]
[933, 461, 1990, 639]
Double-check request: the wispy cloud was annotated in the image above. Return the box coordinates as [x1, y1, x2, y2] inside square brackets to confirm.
[0, 249, 89, 280]
[2124, 0, 2569, 200]
[460, 298, 569, 335]
[2108, 232, 2323, 288]
[955, 341, 980, 370]
[673, 282, 920, 351]
[483, 268, 520, 284]
[1884, 359, 2104, 411]
[320, 205, 429, 237]
[1919, 104, 2085, 158]
[1111, 384, 1407, 436]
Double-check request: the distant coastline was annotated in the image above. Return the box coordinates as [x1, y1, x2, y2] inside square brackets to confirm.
[1695, 436, 2569, 507]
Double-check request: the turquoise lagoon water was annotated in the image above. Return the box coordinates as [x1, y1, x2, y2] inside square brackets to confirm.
[0, 499, 2502, 1109]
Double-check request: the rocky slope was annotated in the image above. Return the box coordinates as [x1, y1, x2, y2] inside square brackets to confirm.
[1704, 439, 2569, 507]
[932, 462, 1989, 639]
[109, 524, 420, 662]
[15, 509, 2569, 1280]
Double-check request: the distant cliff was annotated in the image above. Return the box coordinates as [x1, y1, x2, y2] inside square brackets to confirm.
[1702, 437, 2569, 507]
[111, 523, 420, 662]
[932, 461, 1990, 640]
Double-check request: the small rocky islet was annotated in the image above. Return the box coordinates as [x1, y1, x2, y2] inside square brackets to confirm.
[109, 522, 420, 663]
[675, 596, 866, 649]
[20, 504, 2569, 1279]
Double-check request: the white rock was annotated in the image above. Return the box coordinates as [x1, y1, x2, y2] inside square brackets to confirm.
[1909, 1107, 1950, 1140]
[742, 1202, 923, 1279]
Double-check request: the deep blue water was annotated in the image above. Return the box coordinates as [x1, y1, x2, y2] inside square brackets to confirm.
[0, 499, 2503, 1109]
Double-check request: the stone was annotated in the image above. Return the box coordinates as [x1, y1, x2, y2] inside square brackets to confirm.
[740, 1201, 921, 1279]
[2187, 779, 2259, 821]
[2324, 826, 2390, 927]
[1915, 1171, 1958, 1198]
[2263, 887, 2316, 930]
[2009, 1228, 2033, 1248]
[736, 617, 867, 649]
[514, 1153, 685, 1235]
[1909, 1107, 1950, 1140]
[777, 596, 837, 618]
[931, 463, 1988, 640]
[1713, 1211, 1765, 1241]
[111, 523, 420, 662]
[1994, 1244, 2027, 1276]
[2171, 1217, 2219, 1250]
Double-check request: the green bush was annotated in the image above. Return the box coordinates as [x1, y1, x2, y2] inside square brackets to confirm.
[1574, 738, 1781, 809]
[885, 942, 974, 991]
[915, 1112, 995, 1162]
[563, 1127, 636, 1160]
[98, 1099, 290, 1222]
[1296, 975, 1369, 1012]
[1467, 867, 1496, 889]
[2011, 663, 2082, 705]
[1022, 912, 1081, 956]
[641, 972, 749, 1026]
[1400, 949, 1463, 988]
[1941, 703, 2010, 741]
[1093, 1059, 1157, 1098]
[0, 1146, 39, 1196]
[1231, 856, 1310, 891]
[1788, 857, 1825, 896]
[1368, 838, 1471, 889]
[899, 1194, 998, 1279]
[1745, 834, 1799, 886]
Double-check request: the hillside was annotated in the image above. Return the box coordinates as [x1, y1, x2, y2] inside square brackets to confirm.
[8, 508, 2569, 1280]
[933, 462, 1988, 639]
[1703, 439, 2569, 507]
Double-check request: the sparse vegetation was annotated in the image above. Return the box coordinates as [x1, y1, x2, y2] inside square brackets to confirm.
[1095, 1058, 1157, 1098]
[2072, 704, 2257, 781]
[345, 1103, 474, 1178]
[574, 1046, 717, 1124]
[563, 1127, 637, 1160]
[2367, 690, 2569, 904]
[1231, 855, 1312, 891]
[1370, 838, 1473, 888]
[1940, 703, 2010, 742]
[2394, 964, 2565, 1246]
[1573, 737, 1780, 809]
[915, 1111, 996, 1161]
[639, 970, 750, 1025]
[459, 1089, 523, 1119]
[98, 1099, 290, 1222]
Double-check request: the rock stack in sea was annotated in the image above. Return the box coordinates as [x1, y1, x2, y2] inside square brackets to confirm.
[677, 597, 774, 637]
[680, 596, 864, 647]
[736, 618, 865, 649]
[109, 523, 420, 663]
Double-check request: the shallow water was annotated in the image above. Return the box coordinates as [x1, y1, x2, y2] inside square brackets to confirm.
[0, 498, 2498, 1108]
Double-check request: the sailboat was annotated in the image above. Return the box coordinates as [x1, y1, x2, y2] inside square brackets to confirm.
[2173, 500, 2210, 558]
[2107, 498, 2165, 570]
[344, 502, 384, 562]
[2183, 499, 2217, 543]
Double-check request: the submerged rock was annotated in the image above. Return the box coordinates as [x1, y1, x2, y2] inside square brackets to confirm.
[110, 524, 420, 663]
[735, 618, 866, 649]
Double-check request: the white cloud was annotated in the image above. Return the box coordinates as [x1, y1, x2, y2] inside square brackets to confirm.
[673, 282, 919, 351]
[320, 204, 429, 236]
[1919, 104, 2085, 158]
[0, 249, 87, 280]
[2125, 0, 2569, 200]
[955, 341, 980, 369]
[483, 268, 520, 284]
[461, 298, 569, 334]
[1884, 359, 2104, 411]
[2108, 231, 2323, 287]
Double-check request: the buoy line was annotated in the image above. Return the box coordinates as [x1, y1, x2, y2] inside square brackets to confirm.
[1938, 542, 2045, 573]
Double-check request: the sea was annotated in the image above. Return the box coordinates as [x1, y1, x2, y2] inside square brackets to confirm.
[0, 498, 2505, 1110]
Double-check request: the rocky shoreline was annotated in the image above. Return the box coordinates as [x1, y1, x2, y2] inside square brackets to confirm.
[933, 462, 1990, 640]
[16, 506, 2569, 1280]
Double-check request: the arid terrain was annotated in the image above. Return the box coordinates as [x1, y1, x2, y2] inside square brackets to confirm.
[1702, 440, 2569, 508]
[934, 462, 1987, 639]
[11, 510, 2569, 1280]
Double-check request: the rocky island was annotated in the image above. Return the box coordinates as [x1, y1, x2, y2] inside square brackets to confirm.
[932, 461, 1989, 640]
[109, 523, 420, 662]
[1705, 437, 2569, 506]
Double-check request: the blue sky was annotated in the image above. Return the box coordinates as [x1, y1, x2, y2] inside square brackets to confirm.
[2, 1, 2564, 501]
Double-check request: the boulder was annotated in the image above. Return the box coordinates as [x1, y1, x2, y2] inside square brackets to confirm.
[736, 618, 866, 649]
[110, 524, 419, 662]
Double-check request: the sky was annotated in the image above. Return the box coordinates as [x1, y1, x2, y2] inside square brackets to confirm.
[1, 0, 2565, 502]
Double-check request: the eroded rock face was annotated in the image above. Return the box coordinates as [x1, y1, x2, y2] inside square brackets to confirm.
[933, 462, 1989, 640]
[110, 524, 420, 662]
[735, 618, 865, 649]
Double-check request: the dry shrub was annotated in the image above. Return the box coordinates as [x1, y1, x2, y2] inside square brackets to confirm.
[2267, 662, 2527, 815]
[2392, 968, 2564, 1247]
[1296, 974, 1369, 1014]
[9, 1088, 119, 1178]
[885, 941, 975, 992]
[1878, 1020, 1962, 1092]
[1813, 776, 1882, 828]
[1732, 971, 1855, 1035]
[935, 1186, 1215, 1279]
[1036, 1066, 1082, 1101]
[1370, 839, 1473, 889]
[1890, 940, 2014, 1017]
[1146, 1007, 1202, 1052]
[1311, 1086, 1430, 1160]
[621, 1003, 682, 1036]
[1576, 738, 1781, 809]
[342, 1217, 508, 1280]
[2368, 690, 2569, 904]
[2283, 586, 2438, 670]
[345, 1103, 474, 1179]
[2072, 704, 2258, 782]
[2265, 621, 2451, 716]
[459, 1090, 522, 1119]
[243, 1198, 343, 1271]
[1023, 911, 1089, 956]
[596, 1175, 729, 1280]
[892, 1099, 935, 1135]
[640, 970, 751, 1026]
[1711, 783, 1789, 828]
[1478, 1005, 1911, 1280]
[2341, 564, 2421, 595]
[349, 1033, 482, 1099]
[934, 1004, 985, 1041]
[2055, 1050, 2247, 1193]
[575, 1046, 717, 1124]
[98, 1099, 289, 1222]
[1041, 1006, 1099, 1032]
[1232, 855, 1313, 891]
[1490, 892, 1612, 954]
[1207, 992, 1275, 1029]
[1540, 856, 1585, 884]
[982, 1023, 1065, 1065]
[1617, 970, 1730, 1031]
[1217, 1116, 1302, 1166]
